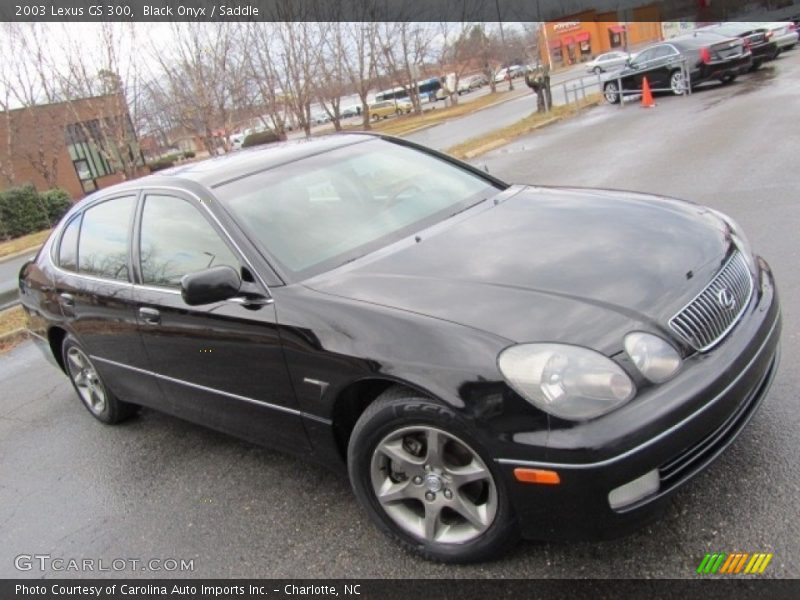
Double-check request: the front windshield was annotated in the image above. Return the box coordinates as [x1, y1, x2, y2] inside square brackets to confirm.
[215, 138, 501, 280]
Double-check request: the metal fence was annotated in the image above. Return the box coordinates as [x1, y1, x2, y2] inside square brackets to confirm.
[555, 57, 693, 109]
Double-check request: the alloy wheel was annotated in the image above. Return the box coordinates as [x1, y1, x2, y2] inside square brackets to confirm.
[604, 81, 620, 103]
[670, 71, 685, 95]
[66, 347, 107, 415]
[370, 425, 497, 545]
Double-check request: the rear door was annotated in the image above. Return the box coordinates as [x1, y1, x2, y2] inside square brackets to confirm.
[623, 47, 657, 89]
[131, 189, 309, 451]
[52, 193, 164, 408]
[647, 45, 682, 88]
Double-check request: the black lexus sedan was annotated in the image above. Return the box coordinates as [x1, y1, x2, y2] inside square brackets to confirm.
[19, 134, 781, 562]
[603, 32, 752, 103]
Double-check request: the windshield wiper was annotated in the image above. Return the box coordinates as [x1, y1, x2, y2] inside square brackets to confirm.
[448, 196, 490, 219]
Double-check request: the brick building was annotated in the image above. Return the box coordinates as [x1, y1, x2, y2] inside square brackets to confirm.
[539, 5, 663, 69]
[0, 94, 145, 199]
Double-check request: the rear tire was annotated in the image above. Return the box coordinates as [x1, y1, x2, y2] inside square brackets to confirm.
[62, 335, 137, 424]
[347, 387, 519, 563]
[670, 70, 686, 96]
[603, 81, 621, 104]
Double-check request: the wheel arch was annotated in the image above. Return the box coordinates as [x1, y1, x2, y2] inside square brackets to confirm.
[48, 326, 68, 373]
[330, 376, 441, 461]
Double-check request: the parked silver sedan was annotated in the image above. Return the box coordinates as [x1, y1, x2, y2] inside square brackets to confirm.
[759, 21, 799, 52]
[586, 51, 631, 74]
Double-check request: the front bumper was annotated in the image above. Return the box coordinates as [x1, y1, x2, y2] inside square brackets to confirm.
[497, 261, 781, 541]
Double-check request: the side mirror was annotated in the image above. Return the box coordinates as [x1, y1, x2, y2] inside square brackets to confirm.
[181, 265, 241, 306]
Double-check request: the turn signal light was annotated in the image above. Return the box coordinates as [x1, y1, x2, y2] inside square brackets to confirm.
[513, 468, 561, 485]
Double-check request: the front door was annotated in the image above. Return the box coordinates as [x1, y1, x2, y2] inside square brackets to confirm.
[131, 190, 308, 451]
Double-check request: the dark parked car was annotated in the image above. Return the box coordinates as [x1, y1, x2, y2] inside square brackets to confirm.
[699, 22, 779, 69]
[20, 134, 781, 562]
[603, 33, 752, 103]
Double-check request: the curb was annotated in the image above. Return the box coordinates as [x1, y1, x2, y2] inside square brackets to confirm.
[383, 90, 531, 139]
[463, 138, 510, 159]
[0, 246, 41, 264]
[453, 97, 603, 160]
[0, 327, 28, 353]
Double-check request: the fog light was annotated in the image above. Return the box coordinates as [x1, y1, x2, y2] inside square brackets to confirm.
[608, 470, 660, 510]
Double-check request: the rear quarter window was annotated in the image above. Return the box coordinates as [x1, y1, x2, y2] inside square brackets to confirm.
[57, 214, 81, 271]
[78, 196, 136, 281]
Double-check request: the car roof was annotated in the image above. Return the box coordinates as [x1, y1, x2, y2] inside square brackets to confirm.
[668, 31, 735, 48]
[118, 134, 376, 192]
[700, 22, 761, 34]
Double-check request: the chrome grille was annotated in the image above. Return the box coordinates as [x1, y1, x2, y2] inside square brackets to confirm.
[669, 251, 753, 352]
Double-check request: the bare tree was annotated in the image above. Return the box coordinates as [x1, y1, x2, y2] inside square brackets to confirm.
[435, 22, 480, 107]
[0, 23, 63, 188]
[340, 22, 379, 129]
[56, 22, 145, 179]
[377, 22, 435, 115]
[314, 23, 348, 131]
[468, 25, 503, 94]
[274, 22, 325, 137]
[0, 24, 16, 186]
[246, 23, 294, 136]
[150, 23, 247, 155]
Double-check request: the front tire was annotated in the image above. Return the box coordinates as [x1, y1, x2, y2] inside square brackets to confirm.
[347, 388, 519, 563]
[593, 66, 603, 75]
[62, 335, 137, 424]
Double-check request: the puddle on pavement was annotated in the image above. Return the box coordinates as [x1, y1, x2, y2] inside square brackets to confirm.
[700, 65, 779, 110]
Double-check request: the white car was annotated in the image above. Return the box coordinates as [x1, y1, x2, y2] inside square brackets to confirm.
[760, 21, 799, 52]
[229, 132, 246, 151]
[586, 51, 631, 74]
[457, 74, 486, 94]
[493, 67, 511, 83]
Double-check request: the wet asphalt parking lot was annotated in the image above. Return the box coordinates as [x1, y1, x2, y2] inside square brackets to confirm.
[1, 52, 798, 579]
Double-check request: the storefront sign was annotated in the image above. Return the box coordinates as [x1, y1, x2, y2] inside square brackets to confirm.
[554, 21, 580, 33]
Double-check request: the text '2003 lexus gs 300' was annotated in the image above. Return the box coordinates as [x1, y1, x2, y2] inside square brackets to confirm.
[19, 134, 780, 562]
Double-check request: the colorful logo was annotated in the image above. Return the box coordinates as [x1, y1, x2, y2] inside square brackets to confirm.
[697, 552, 773, 575]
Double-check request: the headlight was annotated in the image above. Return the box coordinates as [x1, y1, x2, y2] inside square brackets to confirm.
[498, 344, 635, 421]
[624, 332, 681, 383]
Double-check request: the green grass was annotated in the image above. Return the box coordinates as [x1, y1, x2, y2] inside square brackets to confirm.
[0, 229, 50, 260]
[446, 94, 603, 160]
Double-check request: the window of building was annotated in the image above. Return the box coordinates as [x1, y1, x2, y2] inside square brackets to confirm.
[139, 194, 239, 288]
[58, 214, 82, 271]
[78, 196, 135, 281]
[66, 120, 115, 193]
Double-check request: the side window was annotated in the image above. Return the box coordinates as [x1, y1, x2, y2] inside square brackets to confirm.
[632, 48, 654, 66]
[78, 196, 135, 281]
[58, 214, 81, 271]
[653, 46, 677, 59]
[139, 194, 239, 287]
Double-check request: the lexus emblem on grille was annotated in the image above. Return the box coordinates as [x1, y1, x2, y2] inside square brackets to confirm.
[717, 287, 736, 310]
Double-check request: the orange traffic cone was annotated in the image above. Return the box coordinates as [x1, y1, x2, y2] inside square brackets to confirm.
[641, 77, 655, 108]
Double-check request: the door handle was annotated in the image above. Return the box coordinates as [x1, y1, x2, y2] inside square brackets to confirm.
[59, 292, 75, 307]
[138, 307, 161, 325]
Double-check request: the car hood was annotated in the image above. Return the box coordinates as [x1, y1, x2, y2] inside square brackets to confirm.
[305, 186, 733, 353]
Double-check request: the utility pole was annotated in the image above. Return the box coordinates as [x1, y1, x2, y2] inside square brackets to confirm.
[495, 0, 507, 65]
